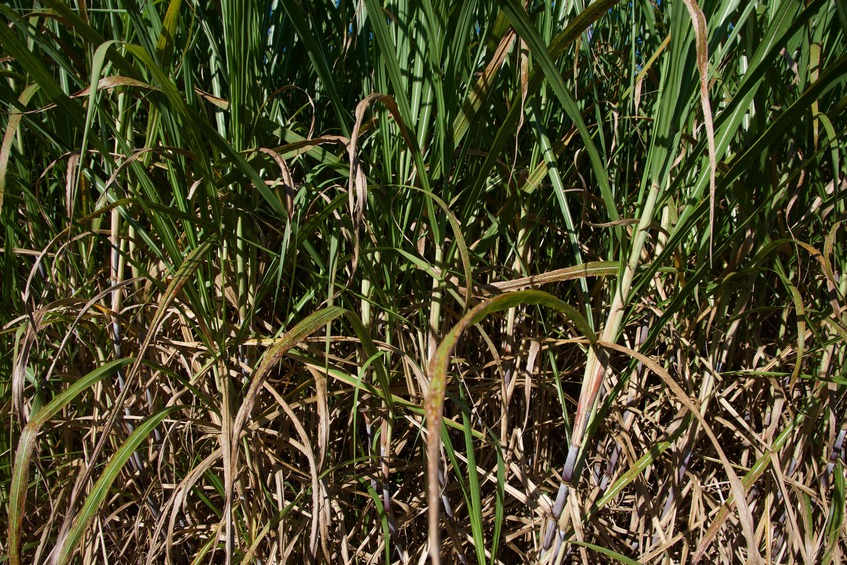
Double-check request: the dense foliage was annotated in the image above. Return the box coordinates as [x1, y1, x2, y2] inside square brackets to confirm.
[1, 0, 845, 563]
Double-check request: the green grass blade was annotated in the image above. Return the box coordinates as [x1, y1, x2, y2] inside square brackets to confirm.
[427, 290, 597, 562]
[7, 358, 135, 565]
[55, 405, 182, 565]
[822, 461, 845, 565]
[459, 386, 486, 565]
[495, 0, 620, 223]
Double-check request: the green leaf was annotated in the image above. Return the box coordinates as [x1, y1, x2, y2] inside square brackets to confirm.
[8, 358, 135, 565]
[55, 405, 182, 565]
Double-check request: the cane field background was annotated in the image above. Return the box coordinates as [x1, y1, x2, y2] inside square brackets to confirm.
[1, 0, 846, 563]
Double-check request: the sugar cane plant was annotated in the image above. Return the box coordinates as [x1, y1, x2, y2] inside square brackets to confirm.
[1, 0, 846, 563]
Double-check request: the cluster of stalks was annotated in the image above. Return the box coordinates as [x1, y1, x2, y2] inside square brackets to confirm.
[1, 0, 845, 563]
